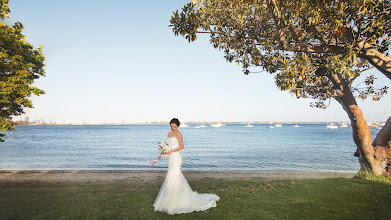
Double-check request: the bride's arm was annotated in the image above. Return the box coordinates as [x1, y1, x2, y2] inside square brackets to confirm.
[167, 132, 184, 154]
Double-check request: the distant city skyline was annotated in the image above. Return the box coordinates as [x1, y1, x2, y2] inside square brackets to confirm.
[8, 0, 391, 124]
[12, 115, 387, 125]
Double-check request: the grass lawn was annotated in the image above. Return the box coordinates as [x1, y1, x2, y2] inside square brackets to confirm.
[1, 177, 390, 219]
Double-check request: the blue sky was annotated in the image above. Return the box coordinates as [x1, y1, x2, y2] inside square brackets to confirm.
[7, 0, 390, 123]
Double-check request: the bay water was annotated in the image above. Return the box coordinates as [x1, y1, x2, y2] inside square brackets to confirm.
[1, 124, 380, 172]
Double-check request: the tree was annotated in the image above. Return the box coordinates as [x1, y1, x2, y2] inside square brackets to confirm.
[0, 0, 45, 141]
[170, 0, 391, 175]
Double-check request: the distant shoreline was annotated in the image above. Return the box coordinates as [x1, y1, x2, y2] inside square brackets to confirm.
[17, 122, 349, 126]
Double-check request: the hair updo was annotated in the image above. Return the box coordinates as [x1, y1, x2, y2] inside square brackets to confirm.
[170, 118, 180, 127]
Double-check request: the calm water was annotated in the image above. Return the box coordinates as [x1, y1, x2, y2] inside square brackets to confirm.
[1, 124, 381, 172]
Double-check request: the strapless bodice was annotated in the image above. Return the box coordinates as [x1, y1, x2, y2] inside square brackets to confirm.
[167, 136, 179, 150]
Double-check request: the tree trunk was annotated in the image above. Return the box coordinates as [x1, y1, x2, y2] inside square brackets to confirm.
[335, 93, 377, 173]
[328, 74, 389, 175]
[372, 116, 391, 176]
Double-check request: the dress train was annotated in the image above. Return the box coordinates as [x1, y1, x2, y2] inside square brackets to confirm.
[153, 137, 219, 215]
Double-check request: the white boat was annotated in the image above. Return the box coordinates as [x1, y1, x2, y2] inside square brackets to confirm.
[266, 125, 274, 129]
[244, 123, 253, 127]
[195, 125, 200, 129]
[376, 127, 383, 130]
[199, 124, 206, 128]
[326, 123, 338, 129]
[275, 124, 282, 127]
[210, 123, 225, 127]
[339, 123, 348, 128]
[180, 123, 189, 128]
[293, 124, 300, 128]
[367, 121, 380, 128]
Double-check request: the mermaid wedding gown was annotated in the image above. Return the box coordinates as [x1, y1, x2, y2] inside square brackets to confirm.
[153, 137, 220, 215]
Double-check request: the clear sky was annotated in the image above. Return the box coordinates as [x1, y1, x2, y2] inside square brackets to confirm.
[7, 0, 391, 123]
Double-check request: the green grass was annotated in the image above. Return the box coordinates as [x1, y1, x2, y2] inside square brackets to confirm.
[355, 171, 391, 184]
[1, 177, 391, 220]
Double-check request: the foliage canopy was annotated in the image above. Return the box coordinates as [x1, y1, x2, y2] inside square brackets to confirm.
[0, 0, 45, 141]
[170, 0, 390, 107]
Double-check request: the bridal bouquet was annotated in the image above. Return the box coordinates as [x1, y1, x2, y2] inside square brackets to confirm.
[147, 141, 172, 167]
[157, 141, 171, 154]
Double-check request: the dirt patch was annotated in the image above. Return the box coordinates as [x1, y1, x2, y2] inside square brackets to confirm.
[0, 170, 356, 183]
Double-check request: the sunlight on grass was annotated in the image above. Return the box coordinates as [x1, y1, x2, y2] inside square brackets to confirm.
[1, 177, 391, 219]
[355, 171, 391, 184]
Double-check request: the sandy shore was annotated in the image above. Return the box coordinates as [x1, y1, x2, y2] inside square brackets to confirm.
[0, 170, 356, 183]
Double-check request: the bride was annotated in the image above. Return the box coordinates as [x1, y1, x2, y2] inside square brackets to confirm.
[153, 118, 220, 215]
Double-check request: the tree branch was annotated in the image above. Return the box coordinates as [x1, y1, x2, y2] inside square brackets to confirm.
[372, 116, 391, 146]
[281, 44, 348, 54]
[357, 42, 391, 80]
[268, 0, 286, 49]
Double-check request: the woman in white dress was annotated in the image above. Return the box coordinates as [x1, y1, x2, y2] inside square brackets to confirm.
[153, 118, 220, 215]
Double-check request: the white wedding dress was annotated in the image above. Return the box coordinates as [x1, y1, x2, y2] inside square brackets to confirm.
[153, 136, 220, 215]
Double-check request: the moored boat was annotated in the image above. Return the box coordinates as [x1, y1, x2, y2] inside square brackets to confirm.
[326, 123, 338, 129]
[180, 123, 189, 128]
[339, 123, 349, 128]
[210, 123, 225, 127]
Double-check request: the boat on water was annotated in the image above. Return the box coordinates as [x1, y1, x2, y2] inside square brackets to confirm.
[339, 123, 349, 128]
[180, 123, 189, 128]
[367, 121, 382, 128]
[244, 123, 253, 127]
[367, 121, 385, 129]
[293, 124, 300, 128]
[195, 125, 200, 129]
[210, 123, 225, 127]
[266, 125, 274, 129]
[199, 124, 206, 128]
[326, 123, 338, 129]
[274, 124, 282, 127]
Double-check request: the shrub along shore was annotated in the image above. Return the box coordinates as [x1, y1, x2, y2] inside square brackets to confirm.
[1, 170, 390, 219]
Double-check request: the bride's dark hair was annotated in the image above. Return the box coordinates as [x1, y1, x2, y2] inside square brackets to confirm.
[170, 118, 180, 126]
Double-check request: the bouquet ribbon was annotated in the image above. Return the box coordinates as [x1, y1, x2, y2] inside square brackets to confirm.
[148, 140, 171, 167]
[147, 154, 167, 167]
